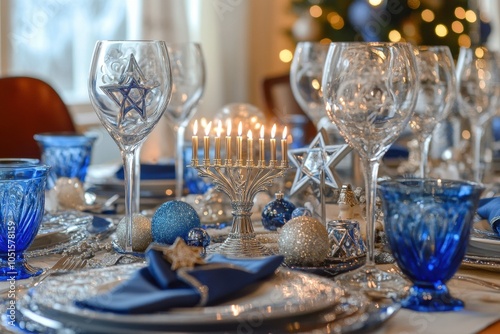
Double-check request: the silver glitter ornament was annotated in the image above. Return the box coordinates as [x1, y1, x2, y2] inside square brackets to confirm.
[116, 214, 152, 252]
[54, 177, 85, 209]
[278, 216, 329, 267]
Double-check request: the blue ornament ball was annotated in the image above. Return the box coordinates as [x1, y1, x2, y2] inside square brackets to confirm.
[185, 227, 211, 248]
[261, 192, 296, 231]
[152, 200, 201, 244]
[291, 207, 312, 218]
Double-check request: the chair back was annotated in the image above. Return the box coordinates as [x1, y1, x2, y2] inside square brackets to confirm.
[0, 76, 76, 158]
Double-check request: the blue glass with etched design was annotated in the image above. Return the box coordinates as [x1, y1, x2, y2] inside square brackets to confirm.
[379, 178, 483, 312]
[0, 161, 49, 280]
[34, 132, 96, 189]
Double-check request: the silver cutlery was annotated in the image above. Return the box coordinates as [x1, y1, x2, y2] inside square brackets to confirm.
[0, 256, 87, 296]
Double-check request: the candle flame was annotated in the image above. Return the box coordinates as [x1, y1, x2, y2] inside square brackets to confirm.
[238, 122, 243, 136]
[226, 119, 231, 136]
[205, 121, 212, 136]
[260, 125, 265, 139]
[247, 129, 253, 139]
[217, 120, 222, 137]
[282, 126, 287, 139]
[193, 120, 198, 136]
[271, 124, 276, 139]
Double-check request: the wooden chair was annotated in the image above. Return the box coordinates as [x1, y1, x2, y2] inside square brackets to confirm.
[262, 74, 316, 146]
[0, 76, 76, 158]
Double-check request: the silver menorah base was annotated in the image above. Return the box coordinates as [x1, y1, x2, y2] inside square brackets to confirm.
[190, 160, 287, 258]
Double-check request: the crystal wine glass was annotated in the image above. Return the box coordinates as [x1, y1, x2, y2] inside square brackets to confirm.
[290, 41, 330, 129]
[456, 46, 500, 182]
[163, 42, 205, 198]
[322, 42, 419, 293]
[410, 46, 456, 177]
[89, 40, 172, 253]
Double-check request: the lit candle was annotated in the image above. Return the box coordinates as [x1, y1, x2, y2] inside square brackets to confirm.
[259, 125, 265, 164]
[192, 120, 198, 164]
[247, 129, 253, 166]
[270, 124, 277, 162]
[225, 119, 232, 165]
[281, 126, 288, 165]
[215, 120, 222, 163]
[204, 121, 212, 163]
[237, 121, 243, 163]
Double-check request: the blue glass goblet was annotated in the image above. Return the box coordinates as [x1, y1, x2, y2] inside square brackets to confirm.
[0, 162, 49, 280]
[379, 178, 484, 312]
[34, 132, 97, 189]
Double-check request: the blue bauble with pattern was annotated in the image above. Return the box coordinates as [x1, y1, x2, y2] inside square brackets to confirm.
[291, 207, 313, 218]
[185, 227, 211, 248]
[261, 192, 296, 231]
[152, 200, 200, 244]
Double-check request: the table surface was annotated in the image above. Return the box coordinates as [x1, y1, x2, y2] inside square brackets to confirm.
[1, 252, 499, 334]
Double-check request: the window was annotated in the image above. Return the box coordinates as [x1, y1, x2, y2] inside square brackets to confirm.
[4, 0, 142, 104]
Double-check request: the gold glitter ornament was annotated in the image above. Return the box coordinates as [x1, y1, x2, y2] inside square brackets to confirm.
[278, 216, 329, 267]
[116, 214, 153, 252]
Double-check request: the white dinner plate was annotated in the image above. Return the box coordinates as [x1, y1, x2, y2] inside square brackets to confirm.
[22, 264, 341, 333]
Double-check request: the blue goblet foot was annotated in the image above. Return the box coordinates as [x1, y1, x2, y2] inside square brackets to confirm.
[0, 255, 43, 280]
[403, 283, 464, 312]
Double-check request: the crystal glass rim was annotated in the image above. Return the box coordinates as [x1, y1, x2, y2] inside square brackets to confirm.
[378, 178, 484, 191]
[34, 132, 98, 145]
[0, 163, 50, 178]
[0, 158, 40, 165]
[94, 40, 165, 43]
[327, 41, 414, 47]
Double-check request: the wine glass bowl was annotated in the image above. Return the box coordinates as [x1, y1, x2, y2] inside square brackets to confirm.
[409, 46, 456, 177]
[456, 46, 500, 182]
[88, 40, 172, 252]
[379, 178, 484, 311]
[163, 43, 205, 198]
[290, 42, 330, 129]
[322, 42, 419, 293]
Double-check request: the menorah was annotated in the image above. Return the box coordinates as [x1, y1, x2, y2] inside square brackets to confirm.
[189, 120, 289, 257]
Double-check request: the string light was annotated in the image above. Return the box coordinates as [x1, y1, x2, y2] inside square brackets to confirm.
[451, 21, 464, 34]
[388, 30, 402, 42]
[435, 24, 448, 37]
[309, 5, 322, 18]
[455, 7, 466, 20]
[421, 9, 435, 23]
[279, 49, 293, 63]
[465, 10, 477, 23]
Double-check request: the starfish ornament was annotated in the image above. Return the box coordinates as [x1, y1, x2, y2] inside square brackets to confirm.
[154, 238, 205, 270]
[100, 54, 158, 125]
[288, 131, 352, 196]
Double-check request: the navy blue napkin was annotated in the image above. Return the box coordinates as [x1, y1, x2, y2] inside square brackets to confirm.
[477, 197, 500, 235]
[116, 163, 175, 180]
[76, 250, 283, 314]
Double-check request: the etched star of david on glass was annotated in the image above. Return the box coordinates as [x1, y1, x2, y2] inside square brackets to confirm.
[101, 54, 159, 125]
[288, 132, 352, 196]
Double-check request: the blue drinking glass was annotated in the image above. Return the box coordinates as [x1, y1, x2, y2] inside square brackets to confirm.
[34, 132, 97, 189]
[0, 162, 49, 280]
[379, 178, 484, 312]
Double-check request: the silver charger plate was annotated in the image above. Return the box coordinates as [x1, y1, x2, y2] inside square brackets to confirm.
[18, 264, 342, 333]
[286, 256, 366, 278]
[463, 219, 500, 272]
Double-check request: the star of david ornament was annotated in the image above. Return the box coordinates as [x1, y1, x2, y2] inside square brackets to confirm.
[288, 131, 352, 196]
[152, 237, 205, 270]
[101, 54, 159, 125]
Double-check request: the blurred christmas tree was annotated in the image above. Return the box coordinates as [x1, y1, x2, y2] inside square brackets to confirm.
[290, 0, 490, 57]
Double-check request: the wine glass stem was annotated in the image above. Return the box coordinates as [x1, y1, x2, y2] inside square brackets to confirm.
[418, 135, 432, 178]
[175, 125, 186, 199]
[471, 124, 484, 183]
[133, 145, 142, 213]
[122, 149, 137, 253]
[361, 158, 380, 267]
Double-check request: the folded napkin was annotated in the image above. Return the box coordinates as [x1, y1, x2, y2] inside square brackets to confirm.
[477, 197, 500, 235]
[116, 163, 175, 180]
[76, 249, 283, 314]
